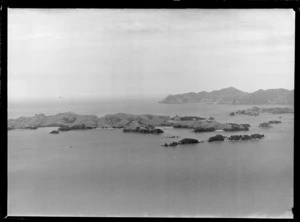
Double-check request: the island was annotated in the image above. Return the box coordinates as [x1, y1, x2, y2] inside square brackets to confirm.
[259, 122, 272, 128]
[163, 138, 202, 147]
[8, 112, 251, 134]
[259, 120, 282, 128]
[233, 106, 293, 116]
[208, 134, 265, 142]
[9, 112, 269, 146]
[50, 130, 59, 134]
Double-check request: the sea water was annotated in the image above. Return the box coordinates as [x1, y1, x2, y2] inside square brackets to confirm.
[7, 99, 294, 217]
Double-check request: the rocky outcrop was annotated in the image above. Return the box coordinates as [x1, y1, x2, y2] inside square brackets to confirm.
[227, 135, 243, 141]
[227, 134, 264, 141]
[208, 134, 226, 142]
[178, 138, 200, 144]
[163, 138, 202, 147]
[223, 123, 249, 132]
[50, 130, 59, 134]
[235, 107, 260, 116]
[259, 122, 272, 128]
[234, 106, 293, 116]
[259, 120, 282, 128]
[164, 134, 265, 145]
[164, 142, 179, 147]
[251, 134, 265, 139]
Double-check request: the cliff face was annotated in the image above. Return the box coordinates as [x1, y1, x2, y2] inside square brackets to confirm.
[159, 87, 294, 105]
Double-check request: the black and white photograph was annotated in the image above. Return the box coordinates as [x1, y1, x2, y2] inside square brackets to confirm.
[7, 8, 294, 218]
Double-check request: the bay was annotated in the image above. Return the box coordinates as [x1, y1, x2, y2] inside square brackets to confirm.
[8, 99, 294, 218]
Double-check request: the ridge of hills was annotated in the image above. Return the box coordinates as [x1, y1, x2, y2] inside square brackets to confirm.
[159, 87, 294, 104]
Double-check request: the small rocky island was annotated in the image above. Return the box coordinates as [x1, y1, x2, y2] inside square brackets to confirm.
[163, 133, 265, 146]
[259, 120, 282, 128]
[50, 130, 59, 134]
[232, 106, 293, 116]
[8, 112, 252, 134]
[208, 134, 265, 142]
[163, 138, 204, 147]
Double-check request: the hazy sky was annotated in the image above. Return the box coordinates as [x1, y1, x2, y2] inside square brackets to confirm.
[8, 9, 295, 101]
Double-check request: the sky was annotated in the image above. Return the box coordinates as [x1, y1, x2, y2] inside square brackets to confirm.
[8, 9, 295, 102]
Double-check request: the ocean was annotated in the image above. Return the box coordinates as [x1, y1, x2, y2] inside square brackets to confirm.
[7, 98, 294, 217]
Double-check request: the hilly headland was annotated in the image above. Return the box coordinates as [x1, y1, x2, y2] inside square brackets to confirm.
[159, 87, 294, 105]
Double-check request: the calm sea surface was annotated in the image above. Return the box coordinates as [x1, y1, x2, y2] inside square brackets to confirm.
[8, 99, 294, 217]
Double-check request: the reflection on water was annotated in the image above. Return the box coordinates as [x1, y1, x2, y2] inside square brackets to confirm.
[8, 102, 293, 217]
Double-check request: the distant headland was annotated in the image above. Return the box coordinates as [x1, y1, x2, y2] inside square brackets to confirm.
[159, 87, 294, 104]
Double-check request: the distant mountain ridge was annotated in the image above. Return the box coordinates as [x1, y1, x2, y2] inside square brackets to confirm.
[159, 87, 294, 105]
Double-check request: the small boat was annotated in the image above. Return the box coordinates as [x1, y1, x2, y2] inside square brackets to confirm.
[216, 130, 223, 132]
